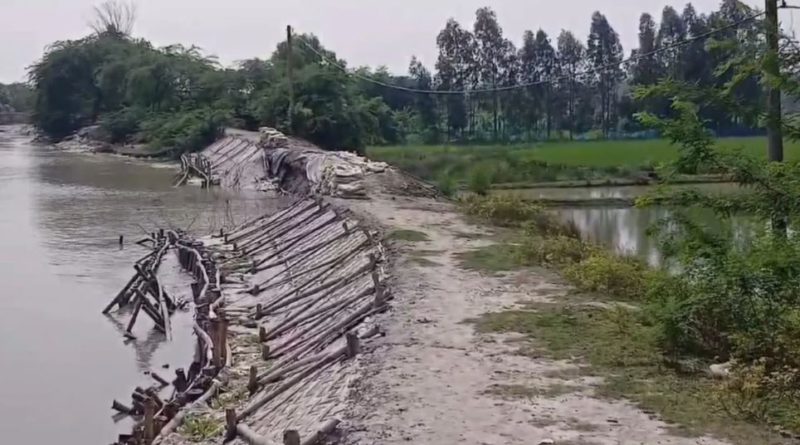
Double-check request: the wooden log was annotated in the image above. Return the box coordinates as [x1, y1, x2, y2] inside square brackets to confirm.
[194, 323, 214, 365]
[152, 380, 221, 444]
[301, 419, 341, 445]
[151, 371, 170, 387]
[236, 424, 272, 445]
[256, 345, 346, 386]
[237, 349, 344, 420]
[103, 274, 139, 314]
[111, 399, 134, 415]
[125, 296, 144, 334]
[265, 285, 373, 344]
[261, 344, 270, 361]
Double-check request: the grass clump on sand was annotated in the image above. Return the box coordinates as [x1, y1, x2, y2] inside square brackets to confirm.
[386, 229, 430, 242]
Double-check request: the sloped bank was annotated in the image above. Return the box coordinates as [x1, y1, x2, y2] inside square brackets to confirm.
[153, 128, 435, 445]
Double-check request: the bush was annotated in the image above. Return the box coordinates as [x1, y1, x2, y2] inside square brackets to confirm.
[99, 106, 146, 143]
[461, 194, 543, 227]
[517, 235, 593, 266]
[564, 253, 650, 300]
[142, 108, 230, 155]
[467, 166, 492, 195]
[437, 173, 457, 197]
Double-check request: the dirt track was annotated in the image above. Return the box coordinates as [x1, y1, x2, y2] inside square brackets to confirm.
[339, 195, 729, 445]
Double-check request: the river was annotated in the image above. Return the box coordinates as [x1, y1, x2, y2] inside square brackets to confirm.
[0, 126, 276, 444]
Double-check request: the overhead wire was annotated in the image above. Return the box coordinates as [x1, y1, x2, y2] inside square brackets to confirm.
[292, 9, 767, 95]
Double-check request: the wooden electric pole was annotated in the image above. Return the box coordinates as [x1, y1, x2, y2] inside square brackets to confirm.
[286, 25, 294, 131]
[765, 0, 784, 162]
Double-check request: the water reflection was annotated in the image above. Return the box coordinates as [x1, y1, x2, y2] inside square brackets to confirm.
[556, 206, 669, 265]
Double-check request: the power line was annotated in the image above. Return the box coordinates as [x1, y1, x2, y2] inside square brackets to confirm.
[292, 10, 766, 95]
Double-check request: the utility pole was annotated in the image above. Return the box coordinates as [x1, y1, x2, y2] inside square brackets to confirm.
[286, 25, 294, 131]
[766, 0, 787, 234]
[765, 0, 784, 162]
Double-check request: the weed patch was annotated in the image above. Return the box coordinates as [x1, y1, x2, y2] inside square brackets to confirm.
[469, 303, 789, 443]
[387, 229, 430, 242]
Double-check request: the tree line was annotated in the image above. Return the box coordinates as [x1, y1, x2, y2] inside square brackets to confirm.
[27, 0, 766, 154]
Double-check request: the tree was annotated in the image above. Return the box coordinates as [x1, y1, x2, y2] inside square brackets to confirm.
[436, 18, 474, 140]
[680, 4, 712, 85]
[631, 13, 663, 86]
[656, 6, 688, 79]
[533, 30, 558, 138]
[587, 11, 624, 137]
[557, 30, 588, 139]
[474, 7, 509, 140]
[89, 0, 137, 38]
[409, 56, 439, 142]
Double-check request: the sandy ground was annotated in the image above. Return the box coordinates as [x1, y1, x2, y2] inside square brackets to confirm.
[339, 195, 730, 445]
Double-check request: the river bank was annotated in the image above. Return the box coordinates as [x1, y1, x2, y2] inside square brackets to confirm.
[142, 127, 794, 445]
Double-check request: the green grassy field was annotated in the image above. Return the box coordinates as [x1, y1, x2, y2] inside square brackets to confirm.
[368, 137, 800, 187]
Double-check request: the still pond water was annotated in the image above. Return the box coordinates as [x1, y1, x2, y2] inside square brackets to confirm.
[499, 183, 748, 265]
[0, 126, 276, 444]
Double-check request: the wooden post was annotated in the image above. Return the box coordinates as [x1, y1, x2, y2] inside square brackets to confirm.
[119, 235, 124, 246]
[219, 313, 229, 366]
[112, 399, 134, 415]
[261, 344, 271, 361]
[144, 399, 156, 443]
[248, 365, 259, 395]
[210, 318, 222, 367]
[173, 368, 188, 392]
[346, 332, 360, 358]
[286, 25, 294, 130]
[283, 430, 300, 445]
[259, 326, 268, 343]
[225, 408, 238, 441]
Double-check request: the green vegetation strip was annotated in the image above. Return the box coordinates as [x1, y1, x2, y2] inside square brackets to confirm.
[458, 194, 798, 444]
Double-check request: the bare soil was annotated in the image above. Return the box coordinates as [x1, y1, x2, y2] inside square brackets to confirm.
[338, 194, 729, 445]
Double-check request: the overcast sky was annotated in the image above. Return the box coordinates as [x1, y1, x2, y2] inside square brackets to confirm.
[0, 0, 785, 83]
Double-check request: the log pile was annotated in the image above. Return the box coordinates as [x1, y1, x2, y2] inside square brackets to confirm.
[106, 197, 389, 445]
[109, 231, 231, 445]
[103, 231, 178, 337]
[202, 197, 388, 445]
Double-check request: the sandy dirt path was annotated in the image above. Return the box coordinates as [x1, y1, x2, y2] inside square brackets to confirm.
[339, 195, 729, 445]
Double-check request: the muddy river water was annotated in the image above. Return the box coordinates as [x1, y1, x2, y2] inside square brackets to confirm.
[0, 126, 276, 444]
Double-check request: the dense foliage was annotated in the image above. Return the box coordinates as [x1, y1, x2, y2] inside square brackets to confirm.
[27, 0, 766, 154]
[0, 82, 34, 113]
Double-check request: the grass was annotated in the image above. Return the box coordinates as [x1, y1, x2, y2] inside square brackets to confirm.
[483, 382, 576, 400]
[455, 243, 520, 274]
[368, 137, 800, 186]
[470, 303, 789, 444]
[180, 414, 222, 442]
[386, 229, 430, 242]
[408, 249, 443, 267]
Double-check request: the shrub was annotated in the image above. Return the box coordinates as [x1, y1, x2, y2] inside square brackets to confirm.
[467, 166, 492, 195]
[461, 194, 543, 227]
[99, 106, 146, 143]
[564, 252, 650, 301]
[437, 173, 457, 197]
[142, 108, 230, 155]
[517, 235, 593, 267]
